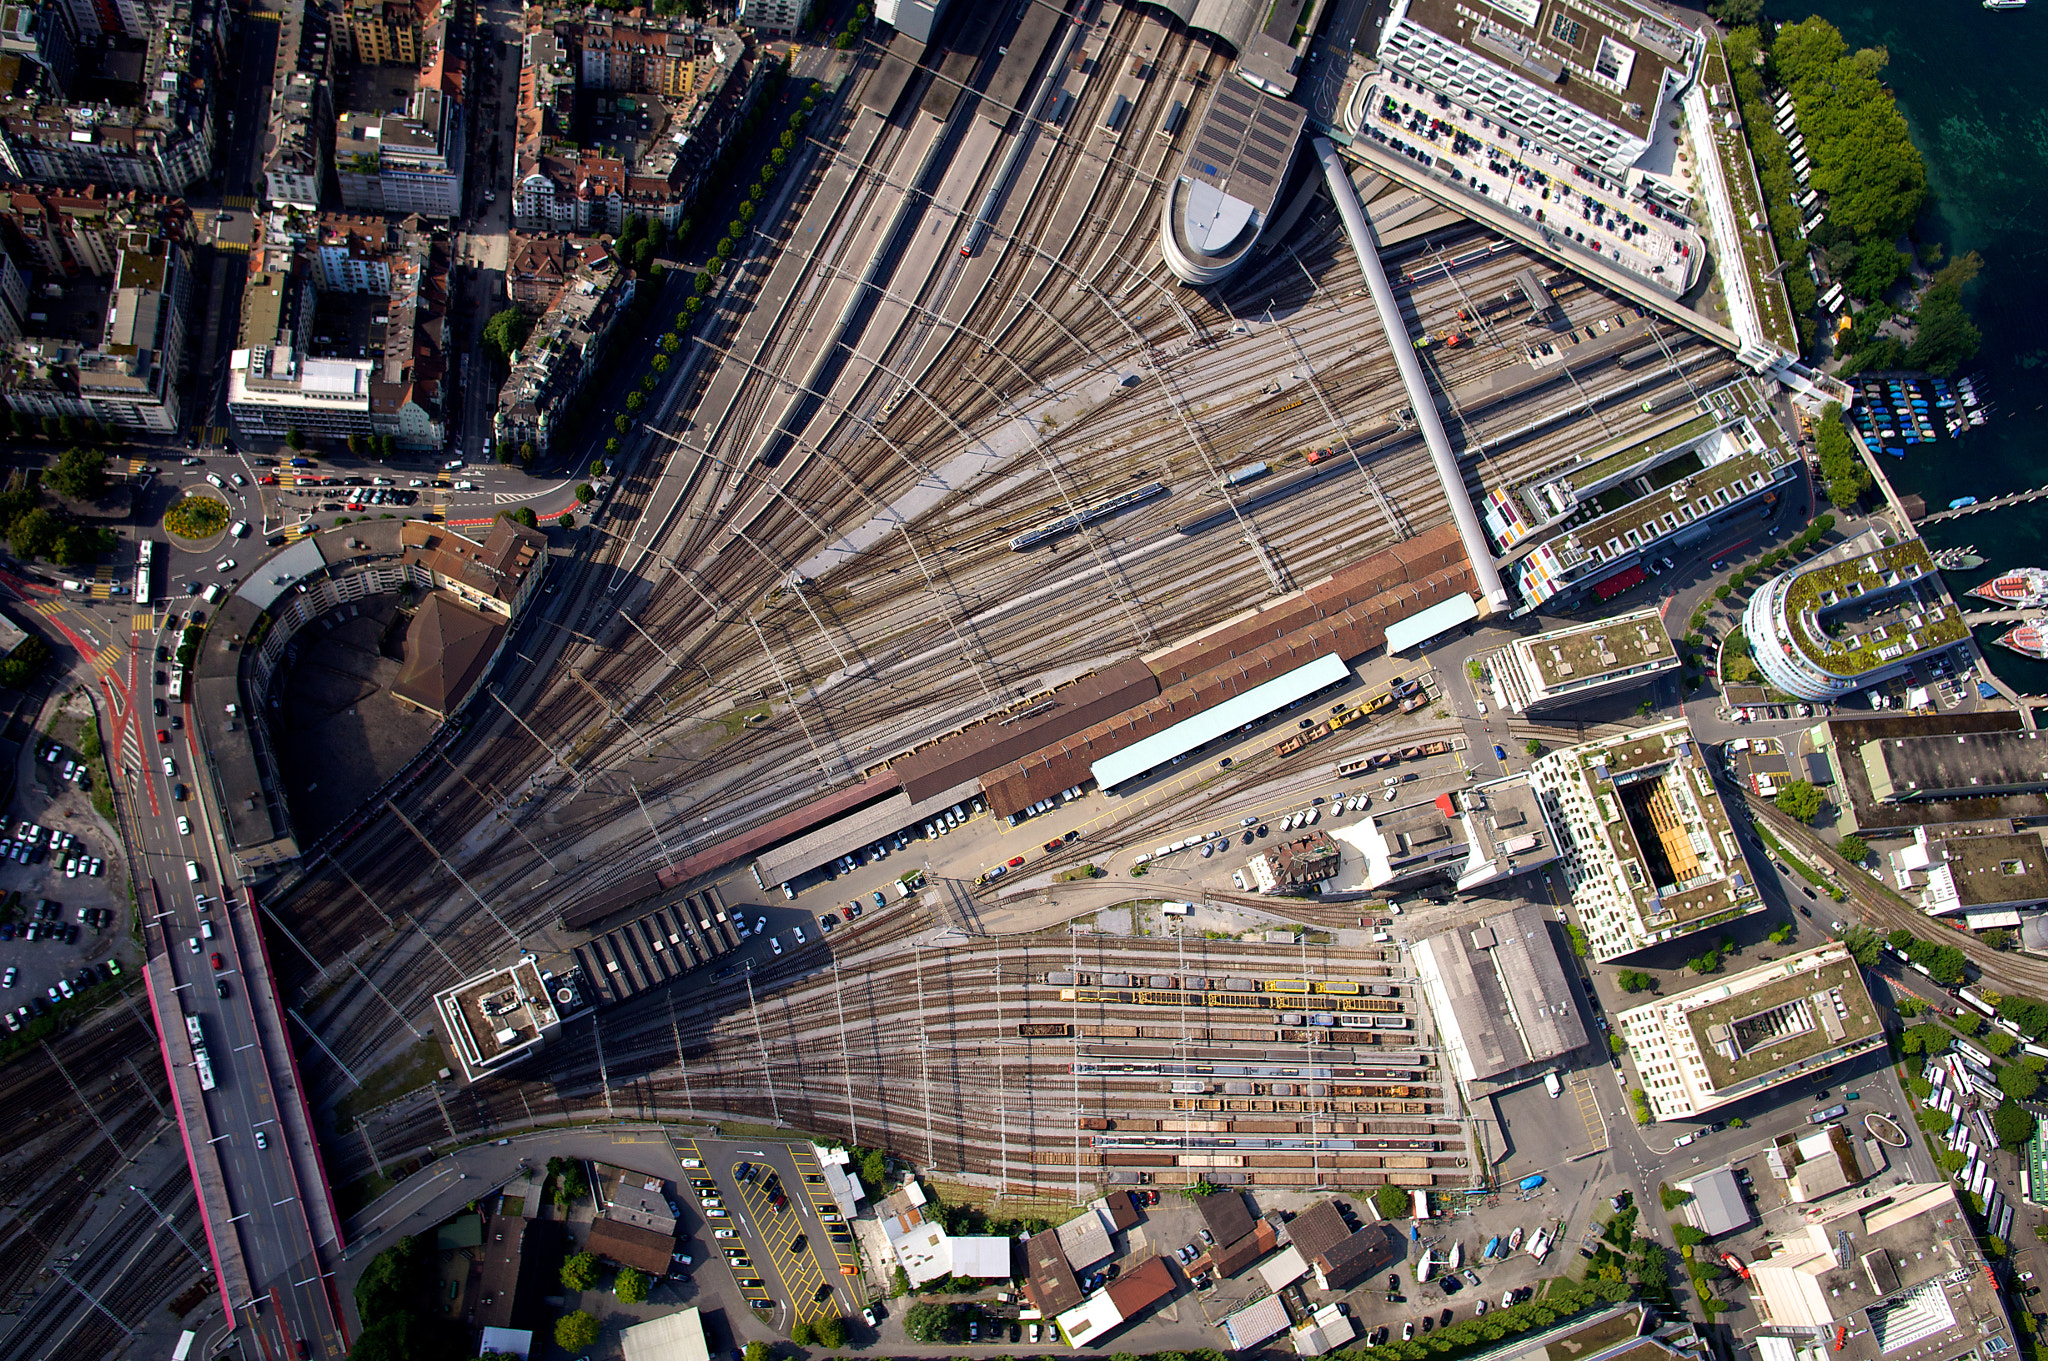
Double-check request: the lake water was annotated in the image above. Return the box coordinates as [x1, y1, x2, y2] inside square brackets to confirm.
[1787, 1, 2048, 690]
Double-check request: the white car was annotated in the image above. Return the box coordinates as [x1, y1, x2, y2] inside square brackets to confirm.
[771, 937, 783, 956]
[229, 520, 248, 537]
[254, 1129, 268, 1148]
[230, 473, 247, 487]
[408, 478, 425, 487]
[714, 1228, 738, 1239]
[216, 559, 236, 573]
[453, 480, 475, 490]
[754, 916, 766, 935]
[444, 459, 465, 470]
[792, 925, 806, 944]
[161, 757, 176, 778]
[1232, 871, 1246, 890]
[177, 815, 191, 835]
[205, 473, 225, 488]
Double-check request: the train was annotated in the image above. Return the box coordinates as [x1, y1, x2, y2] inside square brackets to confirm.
[1009, 482, 1168, 551]
[1057, 985, 1407, 1015]
[1219, 461, 1270, 490]
[1402, 239, 1511, 284]
[1018, 1022, 1073, 1037]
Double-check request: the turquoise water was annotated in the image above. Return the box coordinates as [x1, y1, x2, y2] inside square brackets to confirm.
[1790, 1, 2048, 689]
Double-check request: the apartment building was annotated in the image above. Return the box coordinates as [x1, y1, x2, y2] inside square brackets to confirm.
[492, 248, 632, 459]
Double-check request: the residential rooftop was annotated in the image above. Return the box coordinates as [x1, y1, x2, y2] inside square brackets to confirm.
[1683, 953, 1879, 1091]
[1504, 608, 1676, 705]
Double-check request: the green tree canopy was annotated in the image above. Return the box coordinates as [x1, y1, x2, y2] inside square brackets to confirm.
[482, 308, 535, 367]
[503, 507, 538, 529]
[2001, 1061, 2042, 1101]
[46, 446, 107, 500]
[560, 1250, 599, 1291]
[1844, 241, 1909, 302]
[1770, 20, 1927, 242]
[1837, 835, 1869, 864]
[1775, 780, 1825, 823]
[1375, 1183, 1412, 1219]
[1616, 970, 1656, 993]
[355, 1237, 421, 1319]
[556, 1310, 600, 1352]
[1995, 1100, 2037, 1148]
[904, 1300, 953, 1343]
[614, 1265, 649, 1303]
[815, 1315, 849, 1348]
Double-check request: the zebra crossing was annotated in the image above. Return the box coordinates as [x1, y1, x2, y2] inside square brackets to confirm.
[572, 886, 745, 1006]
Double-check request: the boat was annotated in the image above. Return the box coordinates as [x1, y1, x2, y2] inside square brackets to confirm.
[1527, 1227, 1553, 1262]
[1967, 568, 2048, 609]
[1417, 1246, 1437, 1281]
[1936, 546, 1986, 571]
[1995, 619, 2048, 660]
[1484, 1235, 1502, 1260]
[1985, 0, 2025, 10]
[1508, 1226, 1524, 1252]
[1449, 1242, 1463, 1270]
[1949, 497, 1978, 510]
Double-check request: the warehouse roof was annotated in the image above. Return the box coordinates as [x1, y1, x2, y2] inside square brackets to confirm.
[891, 660, 1158, 803]
[1412, 904, 1587, 1082]
[1684, 1168, 1752, 1237]
[1092, 653, 1349, 789]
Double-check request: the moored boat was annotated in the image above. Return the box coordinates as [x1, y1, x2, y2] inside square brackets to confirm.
[1968, 568, 2048, 609]
[1995, 619, 2048, 660]
[1508, 1226, 1524, 1252]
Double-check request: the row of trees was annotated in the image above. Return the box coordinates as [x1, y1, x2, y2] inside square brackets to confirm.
[1813, 404, 1874, 509]
[0, 449, 119, 567]
[0, 409, 122, 446]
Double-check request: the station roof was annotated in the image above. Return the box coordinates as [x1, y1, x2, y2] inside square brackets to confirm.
[1091, 652, 1348, 789]
[752, 779, 978, 887]
[1222, 1293, 1292, 1349]
[1385, 592, 1478, 653]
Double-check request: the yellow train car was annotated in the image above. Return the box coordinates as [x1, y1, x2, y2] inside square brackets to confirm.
[1317, 981, 1362, 996]
[1264, 979, 1311, 994]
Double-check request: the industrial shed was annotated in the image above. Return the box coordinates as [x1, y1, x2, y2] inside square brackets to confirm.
[1411, 904, 1587, 1082]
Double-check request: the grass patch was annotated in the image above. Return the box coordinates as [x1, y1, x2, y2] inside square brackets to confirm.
[716, 1120, 796, 1140]
[331, 1038, 449, 1133]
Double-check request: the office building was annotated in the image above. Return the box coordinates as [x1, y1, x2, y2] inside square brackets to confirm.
[1486, 607, 1677, 714]
[1528, 717, 1762, 960]
[1741, 531, 1967, 701]
[1372, 0, 1701, 180]
[1614, 943, 1883, 1121]
[1745, 1181, 2014, 1361]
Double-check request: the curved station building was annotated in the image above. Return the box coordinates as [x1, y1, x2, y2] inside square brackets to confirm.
[1741, 531, 1967, 702]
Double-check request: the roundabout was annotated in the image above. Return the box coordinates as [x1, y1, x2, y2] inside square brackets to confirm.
[164, 490, 232, 550]
[1864, 1111, 1908, 1147]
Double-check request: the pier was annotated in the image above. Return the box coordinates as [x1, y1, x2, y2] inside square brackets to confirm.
[1919, 485, 2048, 523]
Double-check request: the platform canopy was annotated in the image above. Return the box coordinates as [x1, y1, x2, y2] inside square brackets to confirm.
[1385, 592, 1479, 654]
[1091, 652, 1350, 790]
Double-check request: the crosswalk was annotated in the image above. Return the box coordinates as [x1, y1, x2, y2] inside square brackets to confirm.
[572, 887, 742, 1006]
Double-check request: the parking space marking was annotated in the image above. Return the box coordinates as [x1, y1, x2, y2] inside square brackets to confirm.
[735, 1167, 834, 1324]
[1571, 1072, 1609, 1154]
[790, 1148, 860, 1284]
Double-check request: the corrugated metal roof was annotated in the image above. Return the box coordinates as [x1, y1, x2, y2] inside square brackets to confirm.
[1092, 652, 1349, 789]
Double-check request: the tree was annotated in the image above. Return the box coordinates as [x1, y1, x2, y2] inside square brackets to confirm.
[904, 1301, 953, 1343]
[1617, 970, 1656, 993]
[1813, 404, 1872, 509]
[9, 506, 58, 561]
[815, 1315, 849, 1349]
[1909, 277, 1982, 377]
[285, 427, 305, 450]
[1953, 1012, 1982, 1035]
[556, 1311, 600, 1352]
[1998, 1061, 2040, 1102]
[743, 1345, 771, 1361]
[503, 507, 538, 529]
[1774, 780, 1825, 823]
[1524, 738, 1542, 757]
[1995, 1100, 2037, 1148]
[791, 1321, 816, 1346]
[348, 434, 365, 457]
[482, 308, 534, 367]
[614, 1266, 650, 1303]
[46, 446, 107, 500]
[379, 434, 397, 459]
[1984, 1030, 2017, 1057]
[557, 511, 575, 530]
[1688, 949, 1722, 975]
[576, 483, 595, 503]
[859, 1147, 887, 1187]
[0, 633, 50, 689]
[1844, 241, 1909, 302]
[1374, 1183, 1412, 1219]
[1837, 834, 1869, 865]
[560, 1251, 600, 1291]
[355, 1237, 421, 1319]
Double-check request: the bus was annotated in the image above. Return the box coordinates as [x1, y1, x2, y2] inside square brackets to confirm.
[173, 1331, 197, 1361]
[168, 667, 186, 702]
[135, 539, 153, 607]
[185, 1014, 204, 1049]
[193, 1046, 216, 1092]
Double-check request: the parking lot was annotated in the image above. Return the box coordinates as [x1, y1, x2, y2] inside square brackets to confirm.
[0, 722, 132, 1034]
[670, 1135, 862, 1334]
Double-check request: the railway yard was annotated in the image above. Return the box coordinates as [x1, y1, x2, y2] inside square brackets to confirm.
[0, 0, 1882, 1353]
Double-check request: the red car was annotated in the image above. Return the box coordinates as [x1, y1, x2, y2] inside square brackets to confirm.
[156, 729, 170, 743]
[209, 952, 224, 970]
[1006, 856, 1025, 868]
